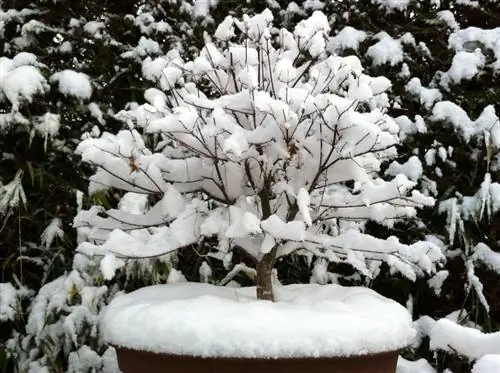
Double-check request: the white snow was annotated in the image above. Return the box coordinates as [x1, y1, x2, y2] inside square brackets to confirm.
[471, 243, 500, 274]
[100, 282, 414, 358]
[100, 254, 126, 280]
[88, 102, 105, 125]
[193, 0, 219, 18]
[456, 0, 479, 7]
[448, 27, 500, 71]
[440, 49, 485, 87]
[122, 36, 161, 59]
[75, 8, 442, 283]
[405, 78, 442, 110]
[83, 21, 105, 37]
[373, 0, 411, 12]
[303, 0, 325, 10]
[0, 54, 49, 110]
[437, 10, 459, 31]
[432, 102, 499, 143]
[385, 156, 423, 182]
[396, 115, 427, 141]
[327, 26, 367, 53]
[0, 170, 27, 214]
[214, 16, 235, 41]
[427, 270, 449, 296]
[0, 282, 17, 322]
[472, 355, 500, 373]
[396, 357, 436, 373]
[50, 69, 92, 100]
[34, 112, 61, 150]
[40, 218, 64, 249]
[430, 318, 500, 360]
[261, 215, 307, 241]
[366, 32, 404, 66]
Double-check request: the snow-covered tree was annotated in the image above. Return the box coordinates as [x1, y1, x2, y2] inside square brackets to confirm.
[75, 9, 443, 302]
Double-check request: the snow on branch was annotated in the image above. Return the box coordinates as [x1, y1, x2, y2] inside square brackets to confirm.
[430, 318, 500, 360]
[75, 9, 443, 281]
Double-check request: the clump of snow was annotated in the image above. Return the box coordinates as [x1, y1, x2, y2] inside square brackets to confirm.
[100, 254, 126, 281]
[448, 27, 500, 71]
[121, 36, 161, 59]
[439, 173, 500, 248]
[471, 243, 500, 274]
[0, 170, 27, 214]
[0, 54, 49, 110]
[303, 0, 325, 10]
[396, 115, 427, 141]
[59, 41, 73, 54]
[373, 0, 411, 12]
[0, 282, 18, 322]
[432, 102, 499, 144]
[455, 0, 479, 8]
[427, 270, 449, 296]
[40, 218, 64, 250]
[366, 32, 404, 66]
[34, 112, 61, 150]
[101, 282, 415, 358]
[88, 102, 105, 125]
[327, 26, 367, 53]
[385, 156, 423, 182]
[440, 49, 485, 88]
[83, 21, 105, 38]
[472, 355, 500, 373]
[193, 0, 219, 18]
[405, 78, 442, 110]
[396, 357, 436, 373]
[18, 263, 119, 373]
[50, 70, 92, 100]
[430, 318, 500, 359]
[437, 10, 460, 31]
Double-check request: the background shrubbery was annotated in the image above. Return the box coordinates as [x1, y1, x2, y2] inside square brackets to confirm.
[1, 1, 499, 372]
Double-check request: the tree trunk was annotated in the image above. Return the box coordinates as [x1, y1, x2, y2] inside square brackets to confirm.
[256, 251, 276, 301]
[256, 178, 276, 301]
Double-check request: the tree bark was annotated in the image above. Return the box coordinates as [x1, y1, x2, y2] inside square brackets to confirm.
[256, 251, 275, 301]
[256, 178, 276, 301]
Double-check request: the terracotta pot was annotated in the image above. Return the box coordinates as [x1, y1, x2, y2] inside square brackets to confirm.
[115, 347, 400, 373]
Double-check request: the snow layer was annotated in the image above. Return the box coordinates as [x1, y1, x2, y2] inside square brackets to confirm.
[429, 318, 500, 359]
[472, 355, 500, 373]
[448, 27, 500, 71]
[0, 54, 49, 110]
[100, 282, 414, 358]
[366, 32, 404, 66]
[327, 26, 367, 53]
[440, 49, 485, 87]
[396, 357, 436, 373]
[0, 282, 17, 321]
[373, 0, 411, 12]
[50, 69, 92, 99]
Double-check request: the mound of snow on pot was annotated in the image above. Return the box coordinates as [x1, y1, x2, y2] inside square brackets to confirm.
[100, 283, 414, 358]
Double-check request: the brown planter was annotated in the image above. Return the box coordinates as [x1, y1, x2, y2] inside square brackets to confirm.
[115, 347, 400, 373]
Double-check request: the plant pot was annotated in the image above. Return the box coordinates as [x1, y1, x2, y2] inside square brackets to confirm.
[114, 347, 400, 373]
[101, 283, 414, 373]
